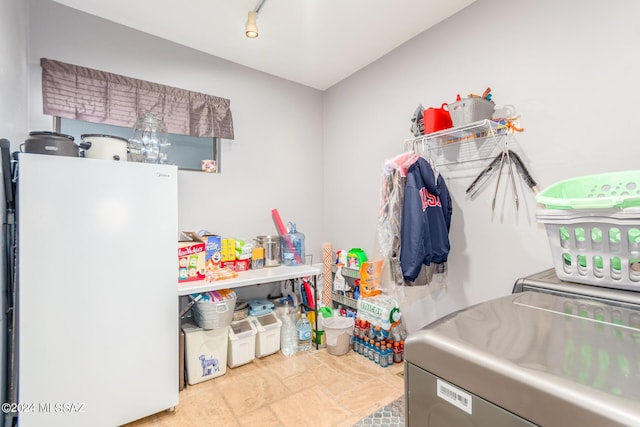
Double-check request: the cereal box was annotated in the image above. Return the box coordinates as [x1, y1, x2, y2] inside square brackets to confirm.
[201, 234, 222, 264]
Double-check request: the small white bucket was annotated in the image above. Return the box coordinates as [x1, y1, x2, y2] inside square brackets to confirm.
[323, 316, 354, 356]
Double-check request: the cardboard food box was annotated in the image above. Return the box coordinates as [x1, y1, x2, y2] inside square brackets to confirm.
[234, 259, 251, 272]
[201, 234, 222, 264]
[221, 238, 236, 262]
[178, 232, 206, 283]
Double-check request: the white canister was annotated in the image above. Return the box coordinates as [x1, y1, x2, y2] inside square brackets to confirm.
[80, 134, 128, 161]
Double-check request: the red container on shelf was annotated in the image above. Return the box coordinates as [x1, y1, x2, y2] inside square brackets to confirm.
[234, 259, 251, 272]
[422, 103, 452, 134]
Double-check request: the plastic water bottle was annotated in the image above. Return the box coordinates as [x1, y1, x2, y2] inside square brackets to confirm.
[280, 303, 297, 356]
[296, 313, 312, 352]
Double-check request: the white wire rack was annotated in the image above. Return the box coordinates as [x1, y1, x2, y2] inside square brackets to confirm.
[403, 119, 510, 168]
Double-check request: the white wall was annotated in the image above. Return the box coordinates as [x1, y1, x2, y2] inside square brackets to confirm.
[323, 0, 640, 332]
[0, 0, 28, 145]
[27, 0, 325, 262]
[22, 0, 640, 334]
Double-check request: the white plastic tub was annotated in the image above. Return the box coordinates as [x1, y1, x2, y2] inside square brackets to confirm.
[323, 316, 354, 356]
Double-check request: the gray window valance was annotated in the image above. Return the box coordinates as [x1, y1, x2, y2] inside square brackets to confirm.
[40, 57, 234, 140]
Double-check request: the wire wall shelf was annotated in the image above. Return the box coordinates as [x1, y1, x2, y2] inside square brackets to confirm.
[404, 119, 510, 168]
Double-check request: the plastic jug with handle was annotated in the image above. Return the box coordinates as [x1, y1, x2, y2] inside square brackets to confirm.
[422, 103, 452, 134]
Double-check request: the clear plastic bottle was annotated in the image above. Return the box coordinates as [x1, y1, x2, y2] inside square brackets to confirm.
[296, 313, 312, 352]
[280, 303, 297, 356]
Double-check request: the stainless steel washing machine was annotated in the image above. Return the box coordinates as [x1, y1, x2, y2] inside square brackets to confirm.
[404, 269, 640, 426]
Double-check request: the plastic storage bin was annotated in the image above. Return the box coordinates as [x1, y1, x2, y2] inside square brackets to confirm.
[448, 97, 495, 127]
[182, 319, 228, 385]
[250, 313, 282, 358]
[536, 171, 640, 289]
[323, 316, 354, 356]
[227, 318, 258, 368]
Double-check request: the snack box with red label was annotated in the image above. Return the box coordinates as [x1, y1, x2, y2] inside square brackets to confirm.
[221, 260, 236, 270]
[234, 259, 251, 272]
[178, 232, 206, 283]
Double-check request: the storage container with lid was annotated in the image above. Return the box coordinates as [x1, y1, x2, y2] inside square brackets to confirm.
[250, 313, 282, 358]
[227, 318, 258, 368]
[182, 318, 228, 385]
[255, 235, 282, 267]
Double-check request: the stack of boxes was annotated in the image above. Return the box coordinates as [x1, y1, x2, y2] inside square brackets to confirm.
[178, 232, 257, 283]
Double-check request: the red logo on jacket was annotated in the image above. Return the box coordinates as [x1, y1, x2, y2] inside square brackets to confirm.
[419, 187, 441, 211]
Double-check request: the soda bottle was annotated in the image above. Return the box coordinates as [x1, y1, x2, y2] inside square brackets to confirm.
[380, 345, 388, 368]
[393, 342, 402, 364]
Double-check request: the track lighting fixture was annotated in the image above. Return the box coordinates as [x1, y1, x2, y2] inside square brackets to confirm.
[245, 11, 258, 38]
[245, 0, 267, 38]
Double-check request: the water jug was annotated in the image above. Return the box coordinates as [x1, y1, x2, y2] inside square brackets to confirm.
[283, 222, 305, 266]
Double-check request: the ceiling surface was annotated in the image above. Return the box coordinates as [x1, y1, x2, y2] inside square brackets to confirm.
[51, 0, 475, 91]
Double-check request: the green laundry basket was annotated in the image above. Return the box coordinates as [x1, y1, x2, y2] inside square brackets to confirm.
[535, 170, 640, 210]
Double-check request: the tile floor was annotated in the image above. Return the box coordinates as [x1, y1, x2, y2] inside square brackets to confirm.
[126, 347, 405, 427]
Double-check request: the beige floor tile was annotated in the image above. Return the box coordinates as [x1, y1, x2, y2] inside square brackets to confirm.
[223, 371, 290, 417]
[236, 405, 282, 427]
[269, 387, 352, 427]
[124, 347, 404, 427]
[338, 377, 404, 417]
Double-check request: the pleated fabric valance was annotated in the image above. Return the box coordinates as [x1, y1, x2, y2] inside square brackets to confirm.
[40, 58, 234, 139]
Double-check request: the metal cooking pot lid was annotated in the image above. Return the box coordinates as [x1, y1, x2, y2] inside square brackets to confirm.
[80, 134, 129, 143]
[28, 131, 75, 141]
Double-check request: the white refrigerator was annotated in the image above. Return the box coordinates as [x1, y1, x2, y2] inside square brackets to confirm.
[15, 154, 178, 427]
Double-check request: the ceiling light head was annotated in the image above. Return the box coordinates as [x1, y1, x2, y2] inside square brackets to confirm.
[245, 11, 258, 38]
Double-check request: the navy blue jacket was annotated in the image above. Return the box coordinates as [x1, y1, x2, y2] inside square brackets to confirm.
[400, 157, 452, 281]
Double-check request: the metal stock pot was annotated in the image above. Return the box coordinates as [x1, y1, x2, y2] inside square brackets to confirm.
[21, 131, 80, 157]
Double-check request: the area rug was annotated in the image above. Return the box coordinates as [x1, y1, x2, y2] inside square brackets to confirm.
[352, 395, 405, 426]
